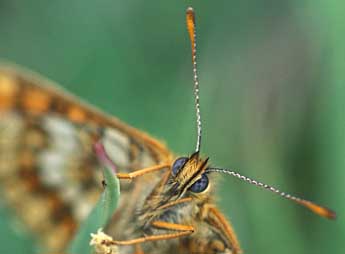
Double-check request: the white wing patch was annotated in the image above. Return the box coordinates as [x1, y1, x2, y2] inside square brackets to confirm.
[103, 128, 131, 168]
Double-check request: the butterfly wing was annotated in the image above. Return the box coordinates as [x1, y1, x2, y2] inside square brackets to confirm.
[0, 64, 172, 252]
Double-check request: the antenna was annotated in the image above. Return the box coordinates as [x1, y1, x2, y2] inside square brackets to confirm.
[206, 167, 336, 220]
[186, 7, 202, 153]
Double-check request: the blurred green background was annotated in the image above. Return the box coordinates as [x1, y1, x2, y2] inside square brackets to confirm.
[0, 1, 343, 253]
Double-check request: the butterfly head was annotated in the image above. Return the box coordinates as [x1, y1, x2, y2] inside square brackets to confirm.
[166, 152, 210, 199]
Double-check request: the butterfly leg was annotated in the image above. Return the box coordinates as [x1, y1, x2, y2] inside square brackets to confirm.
[134, 244, 144, 254]
[102, 221, 194, 246]
[116, 163, 170, 180]
[94, 140, 170, 180]
[201, 204, 242, 254]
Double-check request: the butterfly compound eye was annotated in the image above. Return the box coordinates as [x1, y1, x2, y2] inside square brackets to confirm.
[189, 174, 209, 193]
[171, 157, 188, 176]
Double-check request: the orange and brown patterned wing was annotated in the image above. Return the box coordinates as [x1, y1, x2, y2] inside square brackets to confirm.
[0, 64, 172, 252]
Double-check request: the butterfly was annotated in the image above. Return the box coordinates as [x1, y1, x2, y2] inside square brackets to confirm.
[0, 7, 335, 254]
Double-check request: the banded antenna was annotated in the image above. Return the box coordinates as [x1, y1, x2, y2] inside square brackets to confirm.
[186, 7, 202, 153]
[206, 167, 336, 220]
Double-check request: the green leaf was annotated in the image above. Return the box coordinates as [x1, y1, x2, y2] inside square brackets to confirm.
[67, 165, 120, 254]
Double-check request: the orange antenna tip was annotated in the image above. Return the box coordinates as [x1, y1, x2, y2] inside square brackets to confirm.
[186, 7, 196, 53]
[298, 200, 336, 220]
[186, 7, 195, 21]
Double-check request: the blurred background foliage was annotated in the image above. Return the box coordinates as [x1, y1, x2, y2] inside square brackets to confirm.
[0, 0, 343, 253]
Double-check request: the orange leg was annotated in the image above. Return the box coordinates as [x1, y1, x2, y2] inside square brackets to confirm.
[94, 141, 171, 180]
[202, 204, 242, 254]
[103, 221, 194, 246]
[151, 221, 194, 232]
[134, 244, 144, 254]
[116, 163, 170, 179]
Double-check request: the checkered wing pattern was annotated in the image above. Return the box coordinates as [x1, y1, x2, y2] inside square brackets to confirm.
[0, 64, 171, 252]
